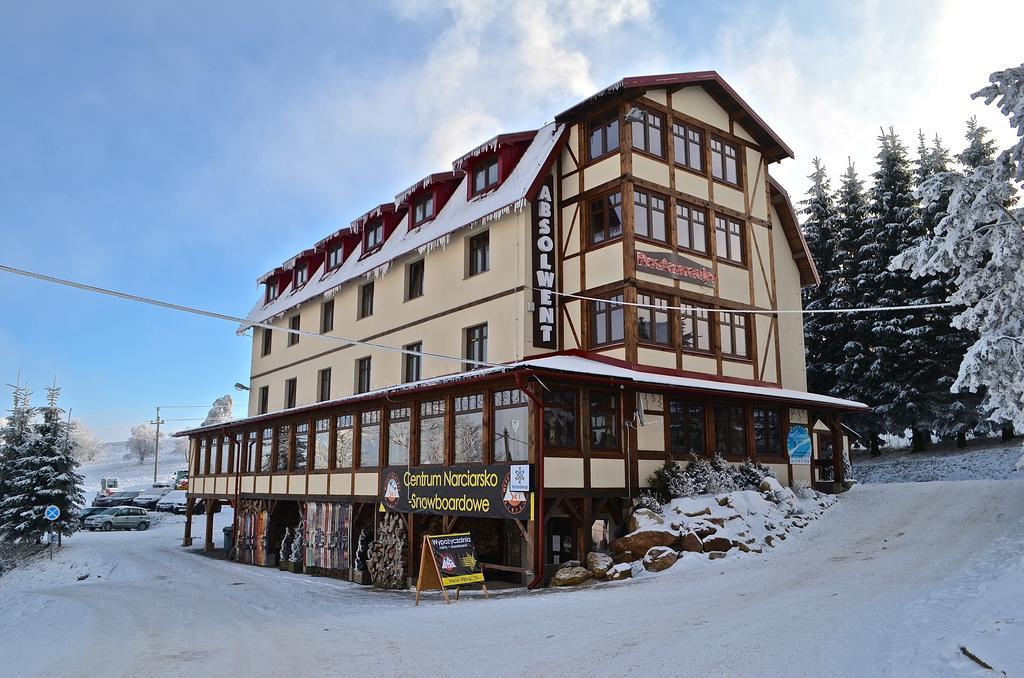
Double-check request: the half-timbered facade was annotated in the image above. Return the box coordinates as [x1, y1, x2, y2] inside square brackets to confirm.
[177, 72, 865, 587]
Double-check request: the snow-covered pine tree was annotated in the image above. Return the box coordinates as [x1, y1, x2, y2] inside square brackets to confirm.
[33, 385, 85, 539]
[800, 158, 842, 395]
[0, 383, 40, 542]
[892, 64, 1024, 442]
[958, 115, 998, 170]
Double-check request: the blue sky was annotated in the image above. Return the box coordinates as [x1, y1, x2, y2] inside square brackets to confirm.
[1, 1, 1020, 441]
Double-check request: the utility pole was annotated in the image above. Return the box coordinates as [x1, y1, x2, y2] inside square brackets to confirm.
[150, 406, 165, 484]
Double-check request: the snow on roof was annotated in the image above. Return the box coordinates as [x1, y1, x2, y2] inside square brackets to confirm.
[452, 130, 537, 171]
[242, 122, 563, 329]
[394, 171, 464, 208]
[176, 354, 865, 436]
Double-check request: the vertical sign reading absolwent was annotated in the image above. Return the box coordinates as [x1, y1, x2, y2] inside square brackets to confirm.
[532, 176, 557, 349]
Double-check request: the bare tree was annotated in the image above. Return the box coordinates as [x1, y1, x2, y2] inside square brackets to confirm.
[126, 424, 161, 464]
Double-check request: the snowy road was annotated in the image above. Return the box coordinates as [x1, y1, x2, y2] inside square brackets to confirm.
[2, 480, 1023, 677]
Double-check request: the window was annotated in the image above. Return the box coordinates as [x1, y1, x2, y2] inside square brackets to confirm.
[590, 391, 620, 451]
[681, 305, 712, 353]
[321, 300, 334, 333]
[715, 216, 745, 265]
[403, 342, 422, 383]
[257, 386, 269, 415]
[364, 219, 384, 251]
[719, 311, 749, 359]
[754, 408, 783, 458]
[260, 327, 272, 357]
[587, 109, 619, 161]
[335, 414, 354, 468]
[293, 422, 308, 471]
[284, 378, 297, 409]
[288, 315, 300, 346]
[275, 425, 290, 472]
[265, 279, 279, 303]
[406, 259, 424, 300]
[454, 395, 484, 463]
[672, 123, 703, 172]
[472, 156, 500, 195]
[359, 410, 380, 468]
[711, 137, 740, 185]
[355, 357, 372, 393]
[418, 400, 446, 465]
[327, 243, 343, 270]
[715, 405, 748, 457]
[387, 406, 411, 466]
[543, 389, 577, 448]
[464, 324, 487, 370]
[245, 431, 257, 473]
[468, 231, 489, 276]
[630, 107, 664, 157]
[669, 401, 705, 455]
[676, 203, 708, 254]
[200, 439, 210, 474]
[493, 389, 529, 462]
[413, 193, 434, 225]
[313, 418, 330, 470]
[634, 189, 667, 243]
[588, 191, 623, 245]
[358, 281, 374, 319]
[260, 428, 273, 472]
[219, 436, 229, 474]
[637, 294, 671, 345]
[317, 368, 331, 402]
[590, 293, 624, 346]
[294, 263, 308, 287]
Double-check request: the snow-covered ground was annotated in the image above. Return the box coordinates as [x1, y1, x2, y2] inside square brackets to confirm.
[853, 440, 1024, 484]
[78, 441, 188, 498]
[1, 447, 1022, 676]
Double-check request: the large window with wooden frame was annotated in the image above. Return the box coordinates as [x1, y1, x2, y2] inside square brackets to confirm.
[454, 394, 484, 463]
[711, 137, 740, 186]
[586, 108, 619, 161]
[294, 263, 308, 288]
[403, 342, 422, 383]
[219, 436, 230, 474]
[472, 155, 500, 195]
[753, 408, 783, 458]
[334, 414, 354, 469]
[672, 122, 704, 172]
[676, 202, 709, 254]
[634, 189, 668, 243]
[492, 389, 529, 462]
[364, 219, 384, 251]
[637, 293, 671, 346]
[200, 439, 209, 474]
[680, 304, 712, 353]
[245, 431, 258, 473]
[261, 327, 272, 357]
[313, 418, 330, 470]
[260, 427, 273, 472]
[355, 357, 372, 394]
[358, 281, 374, 318]
[468, 231, 489, 276]
[406, 259, 424, 300]
[387, 406, 411, 466]
[719, 311, 750, 359]
[588, 191, 623, 245]
[543, 388, 577, 449]
[257, 386, 269, 415]
[359, 410, 380, 468]
[418, 400, 446, 465]
[284, 378, 297, 409]
[327, 243, 343, 270]
[275, 424, 290, 472]
[464, 323, 487, 371]
[288, 315, 300, 346]
[413, 193, 434, 225]
[321, 300, 334, 333]
[317, 368, 331, 402]
[630, 106, 664, 157]
[589, 293, 624, 347]
[589, 391, 620, 451]
[714, 216, 745, 265]
[714, 404, 748, 457]
[669, 400, 705, 455]
[265, 278, 279, 303]
[293, 422, 309, 471]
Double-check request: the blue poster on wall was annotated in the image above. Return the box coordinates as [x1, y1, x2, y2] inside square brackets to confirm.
[787, 424, 812, 465]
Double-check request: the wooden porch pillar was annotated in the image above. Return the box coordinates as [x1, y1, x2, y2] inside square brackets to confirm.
[829, 415, 845, 485]
[182, 496, 194, 547]
[204, 500, 215, 553]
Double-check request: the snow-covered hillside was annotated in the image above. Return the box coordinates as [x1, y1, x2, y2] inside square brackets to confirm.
[853, 441, 1024, 484]
[77, 441, 188, 499]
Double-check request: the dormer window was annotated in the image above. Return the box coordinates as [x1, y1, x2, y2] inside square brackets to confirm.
[327, 243, 343, 270]
[265, 279, 279, 303]
[472, 156, 500, 196]
[364, 219, 384, 251]
[413, 193, 435, 226]
[294, 263, 308, 287]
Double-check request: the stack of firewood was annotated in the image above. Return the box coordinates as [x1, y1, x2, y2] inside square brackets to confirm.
[367, 512, 405, 589]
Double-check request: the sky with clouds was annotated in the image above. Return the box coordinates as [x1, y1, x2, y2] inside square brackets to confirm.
[0, 0, 1020, 441]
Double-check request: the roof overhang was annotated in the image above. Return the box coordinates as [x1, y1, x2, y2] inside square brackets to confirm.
[769, 176, 820, 287]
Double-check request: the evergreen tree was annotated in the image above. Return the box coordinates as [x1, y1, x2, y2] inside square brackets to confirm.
[0, 382, 40, 542]
[33, 385, 85, 539]
[957, 115, 997, 170]
[800, 158, 841, 395]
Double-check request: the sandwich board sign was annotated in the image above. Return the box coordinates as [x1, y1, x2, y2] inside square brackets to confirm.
[415, 532, 489, 605]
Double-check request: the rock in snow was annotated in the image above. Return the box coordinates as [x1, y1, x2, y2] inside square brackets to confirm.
[586, 552, 613, 578]
[642, 547, 678, 572]
[552, 566, 592, 587]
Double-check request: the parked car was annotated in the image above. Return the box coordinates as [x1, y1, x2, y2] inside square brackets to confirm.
[92, 491, 141, 508]
[155, 490, 220, 514]
[84, 506, 150, 531]
[76, 506, 111, 525]
[133, 487, 173, 509]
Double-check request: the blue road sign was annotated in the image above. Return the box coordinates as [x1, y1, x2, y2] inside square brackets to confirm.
[44, 505, 60, 521]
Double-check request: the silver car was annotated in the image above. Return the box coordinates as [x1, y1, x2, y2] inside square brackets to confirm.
[85, 506, 151, 531]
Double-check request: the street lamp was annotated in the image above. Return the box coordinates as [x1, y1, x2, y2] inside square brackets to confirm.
[234, 383, 250, 391]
